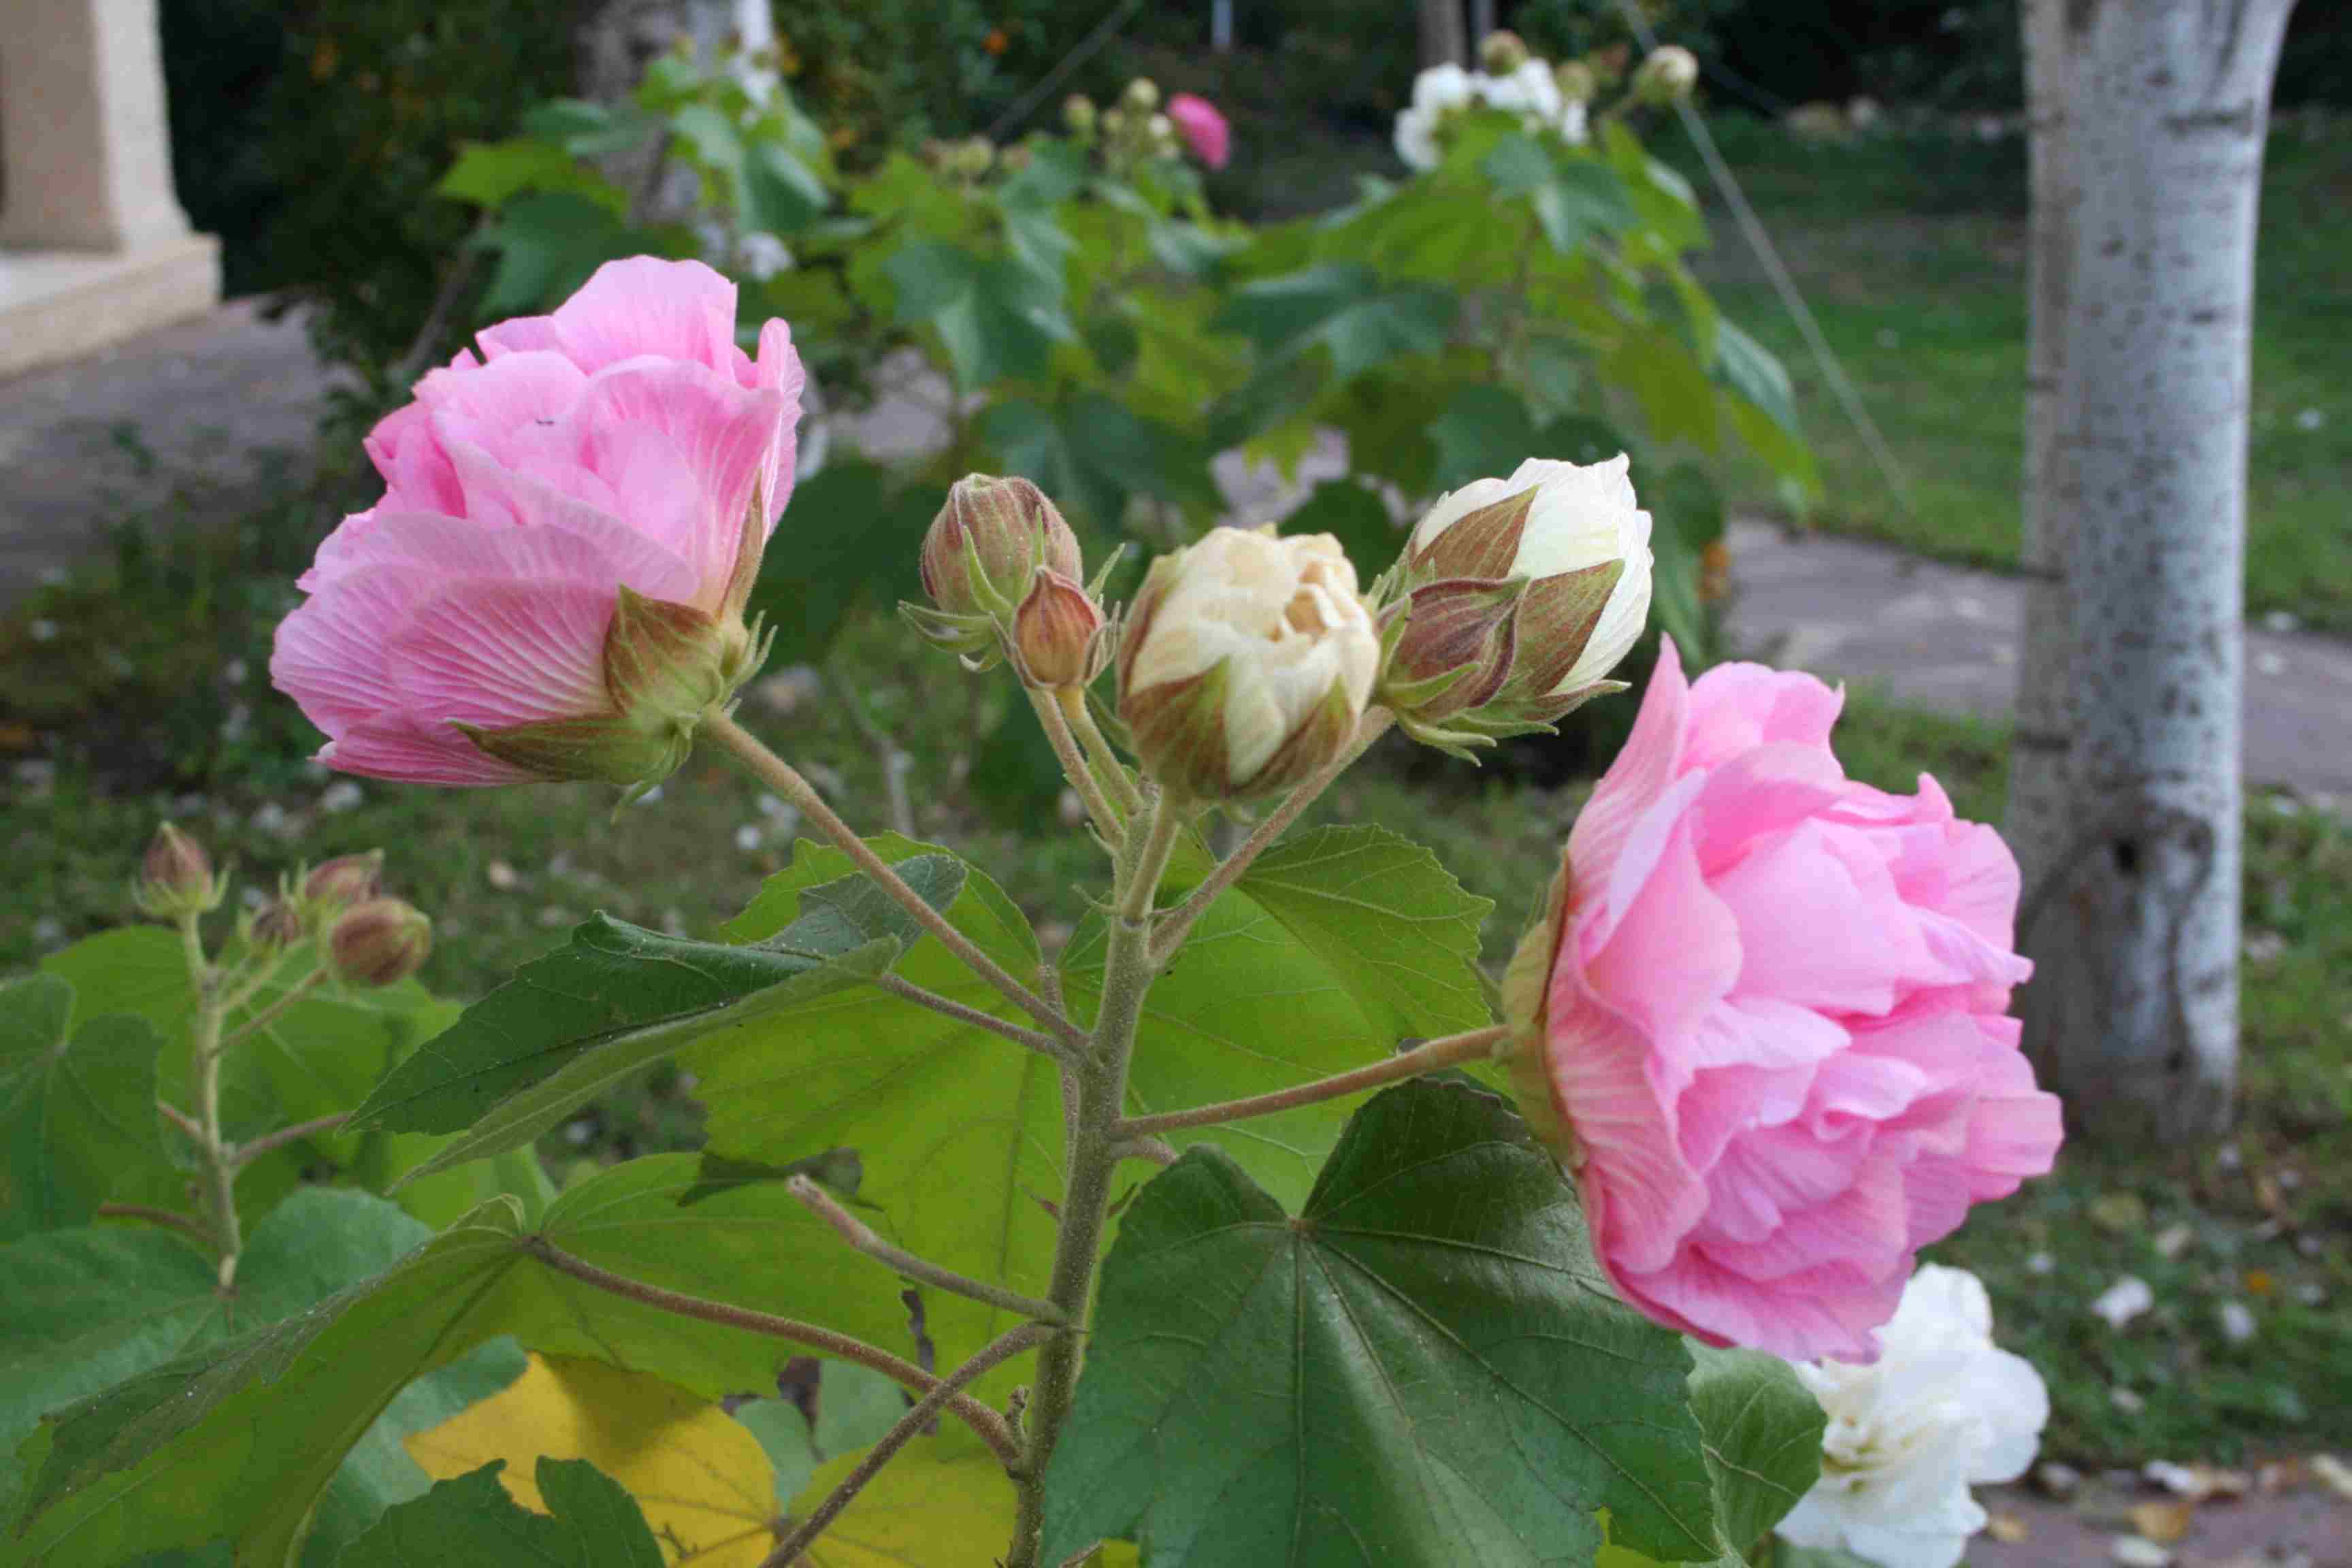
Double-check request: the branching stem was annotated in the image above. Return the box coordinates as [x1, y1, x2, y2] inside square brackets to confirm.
[1029, 686, 1124, 843]
[705, 710, 1083, 1051]
[521, 1237, 1023, 1469]
[97, 1203, 212, 1243]
[1058, 687, 1143, 815]
[785, 1175, 1066, 1323]
[760, 1322, 1054, 1567]
[215, 967, 327, 1052]
[873, 973, 1066, 1060]
[231, 1113, 350, 1169]
[1116, 1025, 1509, 1139]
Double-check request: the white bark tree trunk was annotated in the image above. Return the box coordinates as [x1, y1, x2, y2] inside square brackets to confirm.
[1418, 0, 1467, 69]
[2012, 0, 2295, 1143]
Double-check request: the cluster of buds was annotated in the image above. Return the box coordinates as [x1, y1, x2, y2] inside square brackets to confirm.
[921, 135, 997, 181]
[1376, 456, 1654, 756]
[133, 823, 228, 922]
[1078, 78, 1183, 167]
[1632, 45, 1699, 105]
[905, 475, 1111, 691]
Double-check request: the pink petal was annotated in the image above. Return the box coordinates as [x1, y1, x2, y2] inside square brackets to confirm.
[362, 400, 464, 519]
[747, 316, 806, 526]
[1566, 634, 1690, 919]
[412, 349, 588, 453]
[1620, 1245, 1904, 1362]
[320, 713, 534, 786]
[385, 578, 615, 729]
[1580, 800, 1741, 1044]
[1709, 819, 1937, 1015]
[546, 257, 740, 374]
[348, 508, 697, 605]
[1688, 740, 1850, 874]
[1552, 999, 1710, 1277]
[271, 572, 431, 735]
[1682, 659, 1843, 770]
[474, 315, 565, 359]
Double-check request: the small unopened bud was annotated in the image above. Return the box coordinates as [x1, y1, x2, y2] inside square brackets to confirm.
[248, 899, 307, 953]
[1634, 45, 1699, 104]
[136, 823, 223, 919]
[1013, 568, 1106, 688]
[301, 850, 384, 913]
[1553, 59, 1598, 105]
[1062, 94, 1097, 135]
[956, 136, 996, 178]
[1479, 29, 1531, 76]
[330, 898, 431, 988]
[919, 475, 1083, 620]
[1382, 578, 1526, 725]
[1121, 77, 1159, 114]
[1100, 108, 1128, 140]
[1118, 529, 1379, 800]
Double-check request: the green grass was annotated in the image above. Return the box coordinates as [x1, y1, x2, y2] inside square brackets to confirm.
[1668, 116, 2352, 634]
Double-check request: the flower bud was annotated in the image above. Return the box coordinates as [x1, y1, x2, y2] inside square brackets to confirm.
[1479, 29, 1531, 76]
[908, 475, 1084, 666]
[329, 898, 432, 988]
[1013, 567, 1107, 689]
[301, 850, 384, 913]
[1062, 94, 1097, 135]
[1634, 45, 1699, 104]
[1121, 77, 1159, 114]
[1389, 455, 1653, 751]
[1117, 529, 1379, 800]
[135, 823, 223, 919]
[1100, 108, 1128, 140]
[1147, 113, 1176, 156]
[1553, 59, 1598, 105]
[247, 898, 308, 953]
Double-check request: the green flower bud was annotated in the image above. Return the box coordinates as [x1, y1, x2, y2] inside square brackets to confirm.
[1062, 94, 1098, 135]
[135, 823, 224, 920]
[247, 898, 308, 953]
[1480, 29, 1531, 76]
[1634, 45, 1699, 105]
[1553, 59, 1599, 105]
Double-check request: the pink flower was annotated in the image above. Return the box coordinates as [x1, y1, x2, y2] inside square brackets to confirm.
[1166, 93, 1230, 170]
[272, 258, 803, 785]
[1503, 639, 2061, 1361]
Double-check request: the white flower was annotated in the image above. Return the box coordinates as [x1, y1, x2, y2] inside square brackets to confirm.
[1776, 1265, 2049, 1568]
[1119, 529, 1379, 798]
[1393, 63, 1473, 171]
[1407, 454, 1654, 695]
[1475, 59, 1564, 123]
[1558, 99, 1590, 146]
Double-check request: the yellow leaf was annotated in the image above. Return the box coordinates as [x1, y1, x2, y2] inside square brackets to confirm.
[405, 1352, 781, 1567]
[783, 1445, 1137, 1567]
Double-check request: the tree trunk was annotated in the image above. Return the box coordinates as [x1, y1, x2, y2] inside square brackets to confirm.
[1418, 0, 1467, 69]
[2012, 0, 2295, 1143]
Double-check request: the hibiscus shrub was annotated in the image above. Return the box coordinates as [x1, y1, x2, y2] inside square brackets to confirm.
[1, 250, 2061, 1565]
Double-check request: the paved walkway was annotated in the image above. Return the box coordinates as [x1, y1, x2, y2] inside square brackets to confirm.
[5, 305, 2345, 796]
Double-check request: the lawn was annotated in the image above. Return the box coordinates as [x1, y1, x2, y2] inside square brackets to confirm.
[1669, 114, 2352, 635]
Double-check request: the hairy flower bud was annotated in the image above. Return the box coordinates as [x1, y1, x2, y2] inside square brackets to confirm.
[1387, 455, 1652, 751]
[907, 474, 1085, 667]
[329, 898, 432, 988]
[301, 850, 385, 913]
[1117, 529, 1378, 800]
[1013, 567, 1107, 689]
[1479, 29, 1531, 76]
[1121, 76, 1160, 114]
[1062, 94, 1098, 135]
[135, 823, 223, 919]
[247, 898, 308, 953]
[1553, 59, 1598, 105]
[1634, 44, 1699, 104]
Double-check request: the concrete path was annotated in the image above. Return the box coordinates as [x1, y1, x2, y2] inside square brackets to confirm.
[3, 306, 2345, 797]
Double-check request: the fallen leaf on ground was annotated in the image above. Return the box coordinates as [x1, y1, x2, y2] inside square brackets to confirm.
[1986, 1512, 2029, 1544]
[2129, 1501, 2194, 1544]
[2311, 1452, 2352, 1502]
[2111, 1537, 2172, 1568]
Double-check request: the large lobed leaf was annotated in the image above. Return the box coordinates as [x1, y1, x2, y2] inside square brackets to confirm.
[0, 975, 165, 1240]
[332, 1458, 662, 1568]
[1039, 1079, 1722, 1568]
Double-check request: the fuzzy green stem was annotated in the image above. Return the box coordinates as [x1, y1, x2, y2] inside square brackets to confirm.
[1059, 687, 1143, 815]
[704, 710, 1083, 1050]
[1115, 1024, 1509, 1139]
[1002, 791, 1184, 1567]
[178, 914, 241, 1290]
[230, 1112, 349, 1169]
[1148, 708, 1394, 966]
[1028, 685, 1124, 843]
[215, 966, 327, 1052]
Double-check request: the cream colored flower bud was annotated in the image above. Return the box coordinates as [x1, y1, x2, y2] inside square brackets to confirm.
[1480, 29, 1531, 76]
[1063, 94, 1098, 135]
[1554, 59, 1598, 105]
[1394, 455, 1652, 742]
[1122, 77, 1160, 114]
[1635, 45, 1699, 104]
[1117, 529, 1379, 800]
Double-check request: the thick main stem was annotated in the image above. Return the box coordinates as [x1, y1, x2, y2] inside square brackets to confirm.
[704, 710, 1082, 1049]
[1004, 794, 1183, 1567]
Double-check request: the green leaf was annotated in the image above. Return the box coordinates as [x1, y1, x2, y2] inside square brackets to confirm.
[438, 138, 624, 214]
[731, 1399, 818, 1506]
[9, 1154, 919, 1565]
[980, 394, 1219, 533]
[1427, 384, 1545, 494]
[1278, 477, 1403, 582]
[813, 1360, 911, 1460]
[1212, 263, 1456, 380]
[1608, 329, 1720, 452]
[745, 459, 934, 665]
[1642, 461, 1726, 658]
[882, 240, 1073, 387]
[1714, 321, 1801, 438]
[348, 885, 930, 1182]
[700, 837, 1056, 1418]
[742, 140, 830, 236]
[1484, 135, 1639, 254]
[1039, 1079, 1721, 1567]
[521, 99, 652, 160]
[0, 975, 165, 1239]
[0, 1189, 445, 1522]
[333, 1458, 662, 1568]
[473, 192, 651, 318]
[1062, 826, 1493, 1209]
[1683, 1345, 1825, 1561]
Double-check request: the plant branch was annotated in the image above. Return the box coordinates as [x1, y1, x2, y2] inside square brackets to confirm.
[521, 1237, 1023, 1469]
[216, 966, 327, 1051]
[764, 1322, 1054, 1565]
[1115, 1024, 1509, 1139]
[179, 913, 242, 1290]
[1028, 686, 1124, 843]
[231, 1113, 349, 1168]
[874, 973, 1065, 1060]
[704, 710, 1083, 1050]
[1059, 687, 1143, 815]
[1148, 707, 1394, 966]
[1004, 790, 1185, 1567]
[785, 1175, 1066, 1323]
[97, 1203, 212, 1243]
[158, 1100, 204, 1143]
